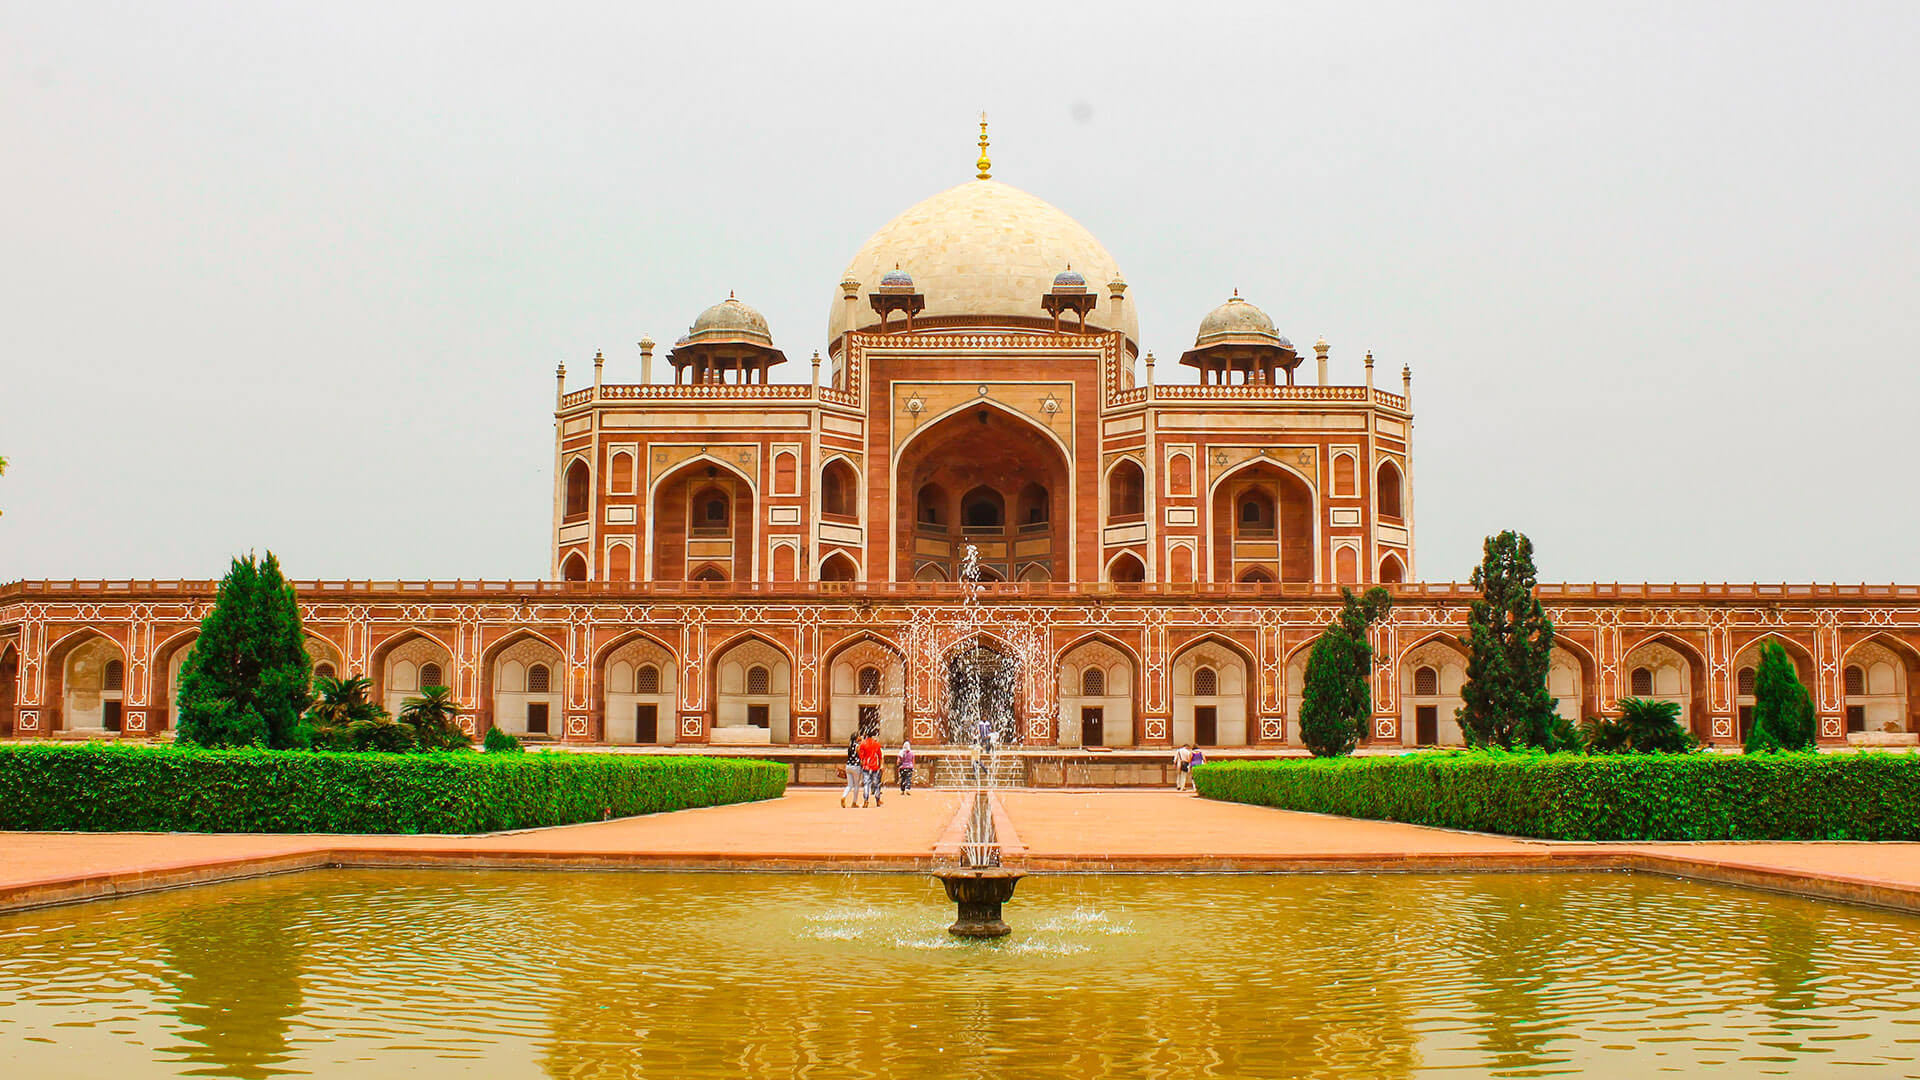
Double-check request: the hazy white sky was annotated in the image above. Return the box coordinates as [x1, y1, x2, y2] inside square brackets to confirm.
[3, 1, 1916, 584]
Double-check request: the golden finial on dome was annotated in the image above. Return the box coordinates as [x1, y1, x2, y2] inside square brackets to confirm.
[976, 111, 991, 180]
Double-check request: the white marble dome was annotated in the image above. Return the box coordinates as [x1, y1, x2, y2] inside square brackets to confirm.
[829, 179, 1136, 345]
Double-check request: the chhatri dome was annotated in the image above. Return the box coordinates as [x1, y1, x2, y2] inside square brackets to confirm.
[828, 122, 1137, 348]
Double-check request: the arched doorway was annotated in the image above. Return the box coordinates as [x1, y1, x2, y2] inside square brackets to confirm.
[1057, 638, 1135, 747]
[828, 637, 906, 743]
[896, 406, 1071, 583]
[653, 458, 755, 582]
[1620, 635, 1708, 739]
[0, 644, 18, 737]
[712, 636, 792, 744]
[487, 634, 565, 739]
[945, 639, 1020, 746]
[1841, 636, 1918, 738]
[376, 632, 455, 719]
[602, 633, 677, 745]
[1171, 638, 1253, 747]
[1399, 637, 1469, 747]
[1211, 462, 1314, 583]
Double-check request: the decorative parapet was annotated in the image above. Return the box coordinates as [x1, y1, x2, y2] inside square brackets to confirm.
[1146, 384, 1409, 410]
[561, 383, 817, 408]
[5, 579, 1920, 604]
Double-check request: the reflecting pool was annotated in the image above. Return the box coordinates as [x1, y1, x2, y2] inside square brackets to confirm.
[4, 869, 1919, 1078]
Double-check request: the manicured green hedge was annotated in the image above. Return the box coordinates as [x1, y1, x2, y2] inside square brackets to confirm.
[1193, 752, 1920, 841]
[0, 744, 787, 834]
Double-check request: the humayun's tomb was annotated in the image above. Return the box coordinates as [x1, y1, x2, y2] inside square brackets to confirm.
[4, 132, 1918, 761]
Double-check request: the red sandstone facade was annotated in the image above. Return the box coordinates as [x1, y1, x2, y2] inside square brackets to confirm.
[4, 164, 1916, 751]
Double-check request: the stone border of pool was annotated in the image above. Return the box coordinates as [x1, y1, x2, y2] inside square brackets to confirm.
[4, 791, 1917, 917]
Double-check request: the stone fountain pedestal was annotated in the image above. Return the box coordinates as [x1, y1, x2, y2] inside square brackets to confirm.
[934, 866, 1026, 938]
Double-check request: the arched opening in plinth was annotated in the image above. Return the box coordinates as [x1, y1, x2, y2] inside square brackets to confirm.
[1621, 634, 1709, 740]
[897, 406, 1071, 584]
[0, 644, 18, 737]
[1170, 636, 1255, 747]
[484, 631, 565, 739]
[945, 637, 1021, 747]
[1399, 634, 1470, 747]
[711, 634, 792, 745]
[1057, 635, 1137, 748]
[599, 631, 678, 745]
[827, 635, 907, 744]
[50, 631, 127, 734]
[1836, 634, 1918, 738]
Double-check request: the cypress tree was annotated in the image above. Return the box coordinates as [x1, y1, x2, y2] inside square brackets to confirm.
[176, 552, 313, 749]
[1747, 641, 1816, 752]
[1298, 586, 1392, 757]
[1457, 531, 1560, 749]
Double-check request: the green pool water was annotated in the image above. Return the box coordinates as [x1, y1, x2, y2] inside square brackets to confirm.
[3, 869, 1917, 1078]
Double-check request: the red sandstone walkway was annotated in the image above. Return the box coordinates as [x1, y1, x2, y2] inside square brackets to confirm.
[6, 789, 1920, 916]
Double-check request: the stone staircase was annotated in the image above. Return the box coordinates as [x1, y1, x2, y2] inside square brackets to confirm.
[929, 748, 1026, 789]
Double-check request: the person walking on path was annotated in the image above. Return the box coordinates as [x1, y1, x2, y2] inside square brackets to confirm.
[1174, 743, 1195, 791]
[857, 732, 885, 807]
[897, 740, 916, 795]
[841, 732, 864, 808]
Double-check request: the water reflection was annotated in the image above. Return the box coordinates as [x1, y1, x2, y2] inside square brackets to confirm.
[2, 870, 1919, 1078]
[157, 900, 305, 1078]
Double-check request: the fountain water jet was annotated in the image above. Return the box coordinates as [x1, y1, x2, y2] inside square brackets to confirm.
[931, 544, 1025, 937]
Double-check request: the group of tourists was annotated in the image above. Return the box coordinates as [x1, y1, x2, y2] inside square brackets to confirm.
[841, 731, 914, 807]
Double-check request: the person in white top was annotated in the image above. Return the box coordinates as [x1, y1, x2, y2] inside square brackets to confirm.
[1173, 744, 1195, 790]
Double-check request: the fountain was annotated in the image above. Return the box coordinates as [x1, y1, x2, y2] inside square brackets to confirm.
[930, 544, 1026, 937]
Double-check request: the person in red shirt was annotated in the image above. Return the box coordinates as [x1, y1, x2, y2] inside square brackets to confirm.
[856, 733, 884, 807]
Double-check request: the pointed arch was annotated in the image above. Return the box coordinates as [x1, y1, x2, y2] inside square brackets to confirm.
[370, 628, 457, 718]
[1378, 552, 1406, 584]
[1376, 459, 1404, 519]
[1620, 631, 1710, 739]
[1056, 631, 1140, 748]
[560, 552, 588, 582]
[1207, 457, 1318, 584]
[819, 550, 859, 582]
[1170, 633, 1258, 748]
[1106, 550, 1147, 584]
[45, 628, 126, 734]
[1105, 456, 1146, 522]
[482, 628, 565, 738]
[0, 642, 17, 738]
[820, 455, 860, 519]
[649, 453, 759, 583]
[711, 631, 795, 744]
[564, 457, 592, 519]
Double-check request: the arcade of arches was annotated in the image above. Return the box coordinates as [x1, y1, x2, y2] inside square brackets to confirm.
[6, 589, 1920, 750]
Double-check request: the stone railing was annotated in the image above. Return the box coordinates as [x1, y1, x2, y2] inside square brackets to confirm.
[6, 579, 1919, 604]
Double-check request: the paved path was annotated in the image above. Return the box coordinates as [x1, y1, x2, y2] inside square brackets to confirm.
[6, 789, 1920, 916]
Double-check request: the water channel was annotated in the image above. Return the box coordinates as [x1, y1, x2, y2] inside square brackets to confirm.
[4, 869, 1917, 1078]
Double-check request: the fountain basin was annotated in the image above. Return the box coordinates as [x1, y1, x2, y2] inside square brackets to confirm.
[934, 866, 1026, 937]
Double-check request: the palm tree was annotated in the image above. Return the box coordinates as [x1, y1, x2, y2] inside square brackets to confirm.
[399, 685, 468, 750]
[1583, 697, 1692, 754]
[305, 675, 384, 749]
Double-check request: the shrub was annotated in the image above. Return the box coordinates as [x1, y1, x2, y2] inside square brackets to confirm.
[1458, 531, 1561, 749]
[1580, 698, 1695, 754]
[0, 744, 787, 834]
[484, 727, 523, 754]
[1192, 751, 1920, 841]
